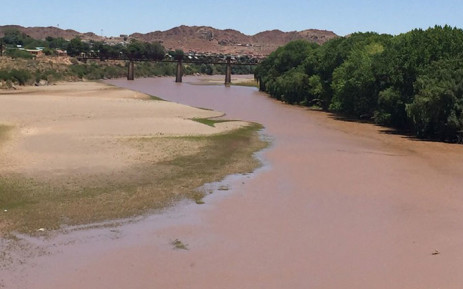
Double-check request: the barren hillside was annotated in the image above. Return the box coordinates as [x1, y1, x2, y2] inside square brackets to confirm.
[0, 25, 338, 56]
[0, 25, 101, 42]
[131, 25, 337, 55]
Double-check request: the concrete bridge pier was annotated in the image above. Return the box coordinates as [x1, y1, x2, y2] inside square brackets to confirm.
[175, 60, 183, 83]
[127, 61, 135, 80]
[225, 56, 232, 86]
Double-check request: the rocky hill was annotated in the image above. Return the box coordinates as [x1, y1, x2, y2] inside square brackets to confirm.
[0, 25, 101, 42]
[131, 26, 337, 55]
[0, 25, 338, 56]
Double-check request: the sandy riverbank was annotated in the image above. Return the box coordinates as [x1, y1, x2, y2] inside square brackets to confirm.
[0, 81, 248, 179]
[0, 81, 260, 233]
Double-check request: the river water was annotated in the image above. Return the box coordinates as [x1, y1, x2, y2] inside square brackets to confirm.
[5, 76, 463, 288]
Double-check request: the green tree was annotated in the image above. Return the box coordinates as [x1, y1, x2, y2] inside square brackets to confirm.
[66, 37, 90, 57]
[125, 40, 144, 60]
[274, 68, 310, 104]
[406, 58, 463, 141]
[143, 42, 165, 60]
[92, 41, 124, 59]
[374, 87, 404, 126]
[374, 25, 463, 128]
[123, 40, 165, 60]
[170, 49, 184, 61]
[2, 29, 32, 46]
[330, 42, 385, 118]
[254, 40, 317, 99]
[46, 37, 68, 49]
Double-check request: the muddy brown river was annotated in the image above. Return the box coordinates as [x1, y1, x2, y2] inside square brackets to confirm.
[4, 76, 463, 288]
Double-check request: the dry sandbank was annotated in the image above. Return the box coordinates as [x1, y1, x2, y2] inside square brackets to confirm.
[0, 81, 248, 180]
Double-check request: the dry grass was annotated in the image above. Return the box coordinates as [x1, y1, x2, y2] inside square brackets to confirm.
[0, 124, 267, 234]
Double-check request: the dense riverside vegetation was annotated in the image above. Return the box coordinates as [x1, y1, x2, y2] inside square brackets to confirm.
[255, 25, 463, 142]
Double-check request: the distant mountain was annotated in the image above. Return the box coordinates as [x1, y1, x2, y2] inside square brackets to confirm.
[0, 25, 338, 56]
[130, 25, 337, 55]
[0, 25, 101, 41]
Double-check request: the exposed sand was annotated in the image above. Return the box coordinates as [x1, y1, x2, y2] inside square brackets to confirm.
[0, 81, 247, 181]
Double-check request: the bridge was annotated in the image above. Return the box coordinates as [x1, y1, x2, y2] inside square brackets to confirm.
[78, 52, 264, 85]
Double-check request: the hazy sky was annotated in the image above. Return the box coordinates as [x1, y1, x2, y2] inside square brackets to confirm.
[1, 0, 462, 36]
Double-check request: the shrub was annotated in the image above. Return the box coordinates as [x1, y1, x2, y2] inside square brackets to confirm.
[9, 69, 32, 85]
[5, 49, 34, 59]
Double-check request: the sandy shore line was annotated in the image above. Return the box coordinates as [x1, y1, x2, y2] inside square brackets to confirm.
[0, 81, 257, 234]
[0, 81, 247, 180]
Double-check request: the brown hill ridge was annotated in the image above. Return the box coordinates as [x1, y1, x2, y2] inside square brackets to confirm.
[0, 25, 101, 42]
[0, 25, 338, 56]
[131, 25, 337, 55]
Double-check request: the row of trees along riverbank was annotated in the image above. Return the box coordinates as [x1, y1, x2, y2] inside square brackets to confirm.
[0, 29, 254, 87]
[254, 25, 463, 143]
